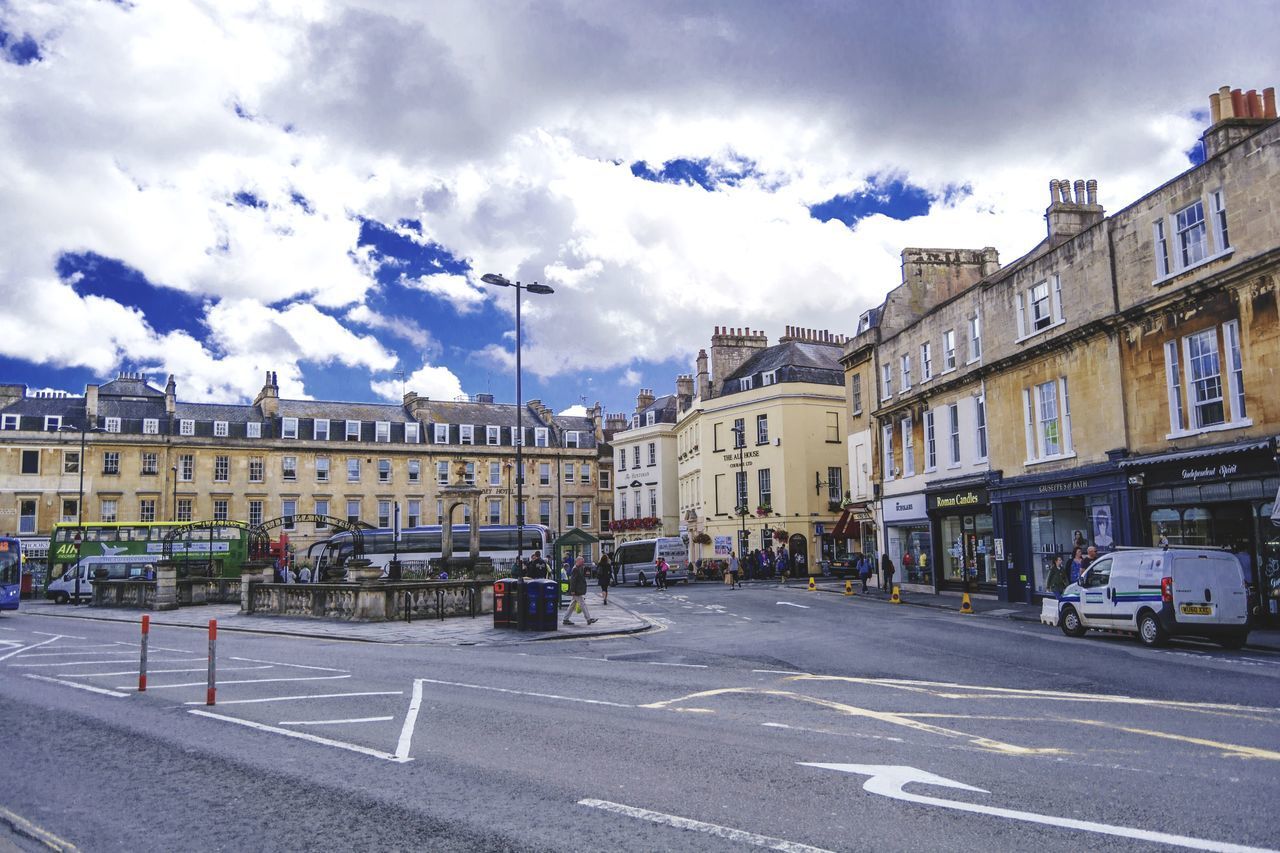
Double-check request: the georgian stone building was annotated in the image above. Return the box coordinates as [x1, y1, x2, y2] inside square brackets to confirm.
[0, 371, 603, 568]
[610, 388, 681, 545]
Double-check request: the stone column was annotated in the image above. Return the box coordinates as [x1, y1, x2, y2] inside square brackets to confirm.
[239, 559, 273, 614]
[442, 509, 455, 562]
[347, 559, 386, 621]
[154, 559, 178, 611]
[469, 496, 481, 562]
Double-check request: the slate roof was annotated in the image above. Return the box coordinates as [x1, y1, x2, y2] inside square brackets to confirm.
[637, 394, 678, 425]
[98, 376, 164, 398]
[721, 341, 844, 391]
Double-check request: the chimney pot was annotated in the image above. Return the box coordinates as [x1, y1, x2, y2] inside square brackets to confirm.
[1048, 179, 1059, 203]
[1073, 180, 1086, 204]
[1250, 89, 1263, 118]
[1231, 88, 1245, 119]
[1058, 179, 1072, 203]
[1086, 179, 1098, 206]
[1244, 89, 1258, 118]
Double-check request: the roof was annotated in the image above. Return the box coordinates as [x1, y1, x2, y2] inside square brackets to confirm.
[721, 341, 844, 391]
[97, 377, 164, 399]
[1117, 438, 1275, 468]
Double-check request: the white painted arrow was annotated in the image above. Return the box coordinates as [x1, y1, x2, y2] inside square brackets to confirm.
[800, 763, 1276, 853]
[776, 602, 810, 609]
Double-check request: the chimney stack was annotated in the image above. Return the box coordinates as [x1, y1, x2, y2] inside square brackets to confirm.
[635, 388, 655, 415]
[1203, 83, 1275, 159]
[1045, 177, 1104, 243]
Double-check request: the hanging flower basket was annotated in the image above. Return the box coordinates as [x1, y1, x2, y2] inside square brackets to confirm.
[755, 505, 772, 517]
[772, 529, 789, 541]
[692, 532, 712, 545]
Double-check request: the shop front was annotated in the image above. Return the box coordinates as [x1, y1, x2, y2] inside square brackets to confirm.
[880, 492, 932, 590]
[826, 502, 875, 573]
[1120, 438, 1280, 624]
[990, 462, 1135, 603]
[926, 483, 995, 592]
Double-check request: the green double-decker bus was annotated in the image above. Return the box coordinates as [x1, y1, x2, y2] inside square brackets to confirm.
[49, 521, 253, 581]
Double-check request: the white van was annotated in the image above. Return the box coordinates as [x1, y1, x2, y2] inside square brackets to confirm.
[1058, 548, 1249, 648]
[46, 556, 153, 604]
[613, 537, 690, 586]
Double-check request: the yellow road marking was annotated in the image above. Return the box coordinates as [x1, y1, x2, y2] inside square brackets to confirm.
[1072, 720, 1280, 761]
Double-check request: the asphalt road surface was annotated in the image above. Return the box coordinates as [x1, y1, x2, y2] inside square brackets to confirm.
[2, 582, 1278, 852]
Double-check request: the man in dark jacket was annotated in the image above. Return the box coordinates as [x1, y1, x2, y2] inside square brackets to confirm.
[881, 552, 896, 592]
[524, 550, 549, 579]
[563, 557, 598, 626]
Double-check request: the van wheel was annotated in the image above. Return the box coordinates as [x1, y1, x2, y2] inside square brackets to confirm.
[1218, 634, 1248, 650]
[1138, 611, 1167, 647]
[1060, 605, 1086, 637]
[637, 572, 647, 587]
[53, 592, 69, 605]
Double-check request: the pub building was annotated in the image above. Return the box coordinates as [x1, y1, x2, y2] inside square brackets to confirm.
[925, 477, 995, 593]
[1119, 437, 1280, 625]
[987, 458, 1136, 603]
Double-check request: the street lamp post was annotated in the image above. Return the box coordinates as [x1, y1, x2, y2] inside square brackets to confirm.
[731, 423, 747, 564]
[60, 423, 103, 605]
[171, 466, 179, 522]
[481, 273, 555, 567]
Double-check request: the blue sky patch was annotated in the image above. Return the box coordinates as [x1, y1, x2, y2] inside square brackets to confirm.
[56, 252, 209, 339]
[809, 177, 948, 227]
[630, 156, 759, 191]
[357, 218, 470, 283]
[0, 29, 41, 65]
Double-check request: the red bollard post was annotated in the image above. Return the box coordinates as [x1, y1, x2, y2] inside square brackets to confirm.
[138, 614, 150, 692]
[206, 619, 217, 706]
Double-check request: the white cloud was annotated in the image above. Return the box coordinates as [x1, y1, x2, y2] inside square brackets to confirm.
[558, 404, 588, 417]
[400, 272, 487, 314]
[370, 362, 465, 403]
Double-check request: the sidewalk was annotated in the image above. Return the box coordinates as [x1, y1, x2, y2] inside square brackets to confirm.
[802, 578, 1280, 652]
[15, 593, 652, 646]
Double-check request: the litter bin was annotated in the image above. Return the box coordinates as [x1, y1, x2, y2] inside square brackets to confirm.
[522, 579, 544, 631]
[540, 580, 561, 631]
[493, 578, 518, 628]
[523, 579, 559, 631]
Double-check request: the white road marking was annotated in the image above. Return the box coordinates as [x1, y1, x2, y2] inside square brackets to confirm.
[753, 669, 812, 676]
[23, 673, 129, 697]
[0, 804, 80, 851]
[802, 763, 1277, 853]
[189, 709, 410, 763]
[229, 656, 349, 672]
[280, 716, 394, 726]
[645, 662, 708, 668]
[762, 722, 905, 743]
[69, 665, 272, 678]
[10, 657, 204, 668]
[0, 625, 15, 631]
[119, 675, 350, 690]
[395, 679, 426, 761]
[416, 677, 634, 708]
[32, 630, 86, 639]
[184, 691, 403, 706]
[578, 799, 833, 853]
[776, 602, 810, 609]
[0, 635, 59, 661]
[13, 650, 138, 658]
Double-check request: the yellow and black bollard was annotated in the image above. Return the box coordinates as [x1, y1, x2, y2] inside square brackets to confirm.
[808, 575, 817, 592]
[844, 579, 854, 596]
[890, 585, 901, 604]
[960, 592, 974, 615]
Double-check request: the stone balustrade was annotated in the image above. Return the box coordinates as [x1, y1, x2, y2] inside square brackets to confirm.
[92, 580, 157, 609]
[242, 579, 492, 622]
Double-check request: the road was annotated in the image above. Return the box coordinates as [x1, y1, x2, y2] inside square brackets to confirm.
[1, 582, 1278, 852]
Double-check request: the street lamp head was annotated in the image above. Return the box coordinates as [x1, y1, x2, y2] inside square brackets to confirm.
[481, 273, 512, 287]
[525, 283, 555, 295]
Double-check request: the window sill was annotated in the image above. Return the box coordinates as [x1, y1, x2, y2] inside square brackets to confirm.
[966, 357, 981, 366]
[924, 466, 937, 474]
[938, 367, 956, 377]
[946, 464, 962, 470]
[1024, 451, 1077, 467]
[1164, 417, 1252, 440]
[1152, 246, 1234, 287]
[1014, 318, 1066, 345]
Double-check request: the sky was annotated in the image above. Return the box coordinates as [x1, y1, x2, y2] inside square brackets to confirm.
[0, 1, 1274, 418]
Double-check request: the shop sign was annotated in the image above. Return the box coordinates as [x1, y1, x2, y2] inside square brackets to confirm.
[1176, 463, 1239, 482]
[881, 493, 925, 523]
[994, 538, 1004, 560]
[722, 450, 760, 463]
[927, 488, 988, 511]
[1037, 479, 1089, 494]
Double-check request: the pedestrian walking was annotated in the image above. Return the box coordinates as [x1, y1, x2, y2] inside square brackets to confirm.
[775, 549, 788, 581]
[562, 557, 598, 626]
[298, 565, 312, 584]
[858, 553, 871, 593]
[728, 551, 741, 589]
[655, 557, 669, 590]
[597, 553, 613, 605]
[1069, 547, 1086, 584]
[881, 552, 895, 592]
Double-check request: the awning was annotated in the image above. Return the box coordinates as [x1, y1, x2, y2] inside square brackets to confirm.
[1272, 485, 1280, 522]
[1117, 438, 1273, 468]
[832, 504, 873, 539]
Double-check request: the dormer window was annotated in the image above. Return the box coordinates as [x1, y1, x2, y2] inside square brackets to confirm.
[105, 417, 122, 433]
[534, 427, 548, 447]
[1015, 275, 1064, 340]
[246, 422, 261, 438]
[375, 421, 390, 442]
[434, 423, 449, 444]
[404, 422, 420, 443]
[179, 419, 194, 436]
[143, 418, 158, 434]
[314, 419, 329, 440]
[345, 420, 361, 441]
[565, 430, 580, 448]
[486, 425, 500, 445]
[2, 415, 19, 430]
[460, 424, 474, 445]
[213, 420, 228, 437]
[762, 370, 777, 386]
[740, 376, 754, 391]
[282, 417, 299, 439]
[44, 416, 62, 432]
[645, 412, 655, 426]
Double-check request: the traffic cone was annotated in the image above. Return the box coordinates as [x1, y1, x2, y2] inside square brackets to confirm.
[890, 585, 901, 604]
[844, 579, 854, 596]
[808, 576, 817, 592]
[960, 592, 973, 615]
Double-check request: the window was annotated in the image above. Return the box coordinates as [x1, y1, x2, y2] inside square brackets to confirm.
[619, 492, 627, 520]
[632, 446, 640, 468]
[943, 329, 956, 370]
[599, 470, 609, 490]
[315, 501, 329, 529]
[975, 395, 988, 460]
[249, 500, 263, 527]
[924, 411, 937, 471]
[1030, 282, 1053, 331]
[375, 421, 390, 443]
[19, 500, 35, 533]
[1, 414, 17, 430]
[900, 354, 912, 391]
[314, 419, 330, 440]
[762, 370, 777, 386]
[409, 459, 422, 484]
[1023, 378, 1074, 462]
[346, 500, 360, 525]
[404, 422, 420, 444]
[460, 424, 474, 445]
[406, 500, 419, 528]
[732, 418, 745, 449]
[1015, 276, 1064, 338]
[437, 461, 449, 484]
[1176, 200, 1207, 268]
[580, 464, 591, 484]
[851, 374, 862, 415]
[178, 454, 194, 481]
[143, 418, 158, 435]
[539, 500, 551, 526]
[213, 420, 228, 437]
[214, 455, 229, 482]
[103, 451, 119, 475]
[176, 498, 194, 523]
[434, 424, 448, 444]
[1164, 323, 1248, 435]
[464, 462, 476, 485]
[486, 426, 500, 445]
[61, 498, 77, 523]
[921, 342, 933, 381]
[44, 415, 61, 431]
[827, 467, 843, 504]
[1153, 220, 1170, 279]
[346, 420, 362, 441]
[179, 419, 194, 436]
[282, 417, 298, 439]
[969, 315, 982, 361]
[488, 500, 502, 525]
[347, 458, 361, 482]
[735, 471, 747, 511]
[487, 461, 500, 486]
[141, 452, 157, 475]
[901, 419, 915, 477]
[645, 412, 656, 426]
[740, 376, 754, 392]
[1186, 328, 1224, 428]
[758, 468, 772, 508]
[512, 427, 522, 447]
[63, 450, 80, 475]
[435, 501, 444, 524]
[564, 462, 576, 483]
[316, 456, 330, 482]
[104, 417, 121, 433]
[881, 363, 892, 400]
[882, 423, 894, 479]
[826, 411, 840, 443]
[246, 422, 261, 438]
[756, 414, 769, 445]
[599, 506, 611, 529]
[948, 403, 961, 466]
[648, 488, 657, 517]
[540, 463, 551, 486]
[1211, 190, 1230, 253]
[647, 442, 656, 465]
[534, 428, 548, 447]
[565, 431, 580, 448]
[378, 458, 391, 483]
[139, 499, 156, 523]
[100, 498, 117, 523]
[566, 500, 576, 527]
[581, 500, 592, 527]
[377, 501, 390, 528]
[283, 456, 298, 481]
[249, 457, 264, 483]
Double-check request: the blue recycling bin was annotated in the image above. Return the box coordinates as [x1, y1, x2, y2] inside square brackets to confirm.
[539, 580, 560, 631]
[521, 579, 558, 631]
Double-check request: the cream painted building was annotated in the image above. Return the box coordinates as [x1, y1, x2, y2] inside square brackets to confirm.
[609, 388, 681, 544]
